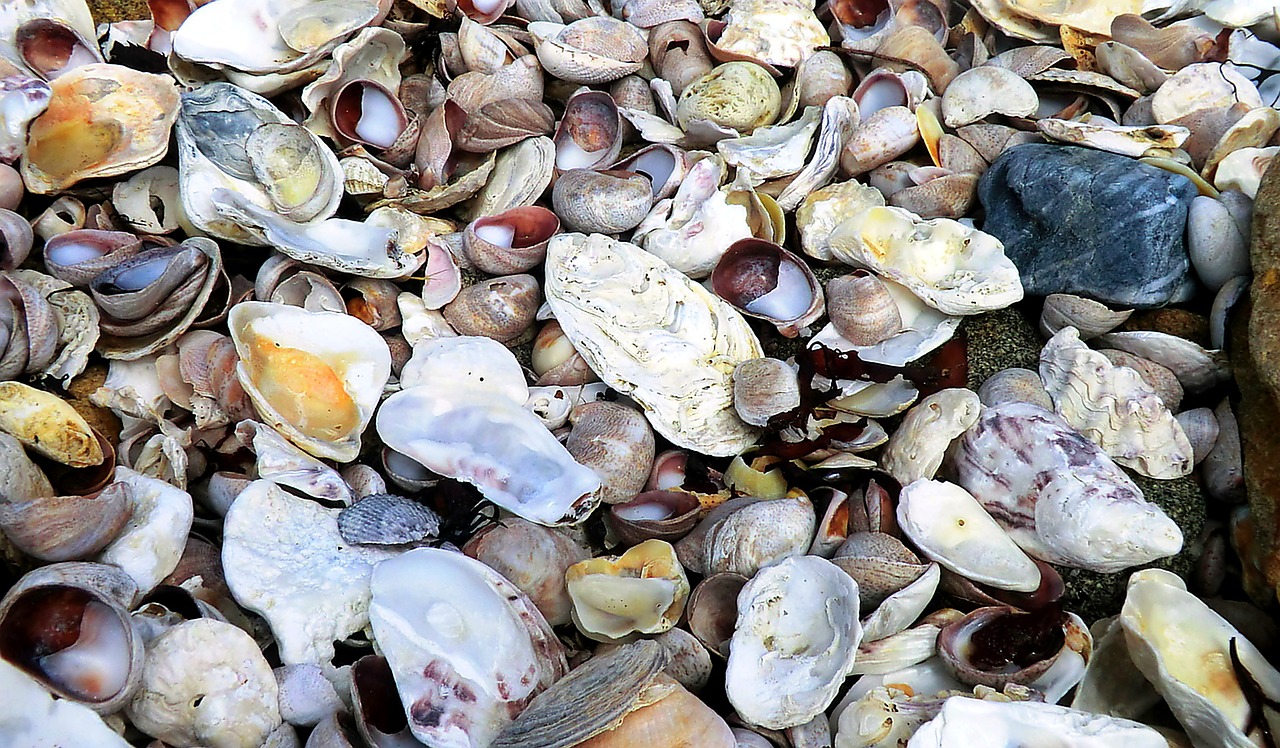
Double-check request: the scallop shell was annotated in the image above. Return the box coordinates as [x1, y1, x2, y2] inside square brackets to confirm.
[544, 232, 763, 456]
[1040, 327, 1194, 479]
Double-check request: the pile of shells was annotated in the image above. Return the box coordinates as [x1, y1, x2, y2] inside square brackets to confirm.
[0, 0, 1277, 745]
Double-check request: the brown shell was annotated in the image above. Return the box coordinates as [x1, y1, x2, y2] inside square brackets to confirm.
[566, 401, 656, 505]
[831, 531, 928, 609]
[607, 490, 703, 545]
[463, 205, 561, 274]
[441, 274, 541, 342]
[686, 572, 747, 658]
[0, 482, 130, 562]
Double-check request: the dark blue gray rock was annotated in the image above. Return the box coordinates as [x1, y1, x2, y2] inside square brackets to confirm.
[977, 143, 1199, 308]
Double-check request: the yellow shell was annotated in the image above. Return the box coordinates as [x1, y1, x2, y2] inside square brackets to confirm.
[677, 62, 781, 133]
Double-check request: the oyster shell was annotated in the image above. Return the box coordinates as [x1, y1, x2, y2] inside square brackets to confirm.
[229, 302, 391, 462]
[633, 155, 752, 279]
[711, 0, 829, 67]
[544, 232, 763, 456]
[880, 388, 981, 486]
[96, 467, 194, 595]
[368, 547, 568, 747]
[827, 206, 1023, 315]
[950, 402, 1185, 573]
[909, 697, 1169, 747]
[222, 480, 399, 668]
[0, 381, 102, 467]
[726, 555, 862, 730]
[1040, 327, 1194, 479]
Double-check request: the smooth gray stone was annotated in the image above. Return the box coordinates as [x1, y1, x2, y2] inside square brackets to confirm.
[978, 143, 1199, 308]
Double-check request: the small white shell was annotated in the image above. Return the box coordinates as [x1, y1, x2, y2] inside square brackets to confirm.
[633, 156, 752, 279]
[897, 479, 1041, 593]
[399, 335, 530, 404]
[726, 555, 862, 730]
[126, 619, 282, 748]
[880, 388, 982, 486]
[1040, 327, 1193, 479]
[96, 467, 194, 596]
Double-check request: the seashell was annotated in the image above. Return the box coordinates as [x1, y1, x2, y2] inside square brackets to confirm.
[0, 163, 21, 211]
[881, 388, 982, 486]
[849, 610, 959, 676]
[1176, 407, 1219, 465]
[797, 181, 885, 261]
[223, 480, 399, 669]
[723, 454, 787, 499]
[860, 561, 942, 644]
[951, 402, 1185, 572]
[909, 697, 1169, 747]
[0, 561, 143, 714]
[0, 483, 130, 562]
[827, 206, 1023, 315]
[1039, 294, 1132, 340]
[463, 518, 590, 625]
[941, 66, 1038, 129]
[718, 105, 822, 180]
[708, 0, 828, 68]
[442, 273, 542, 343]
[566, 539, 691, 641]
[0, 655, 134, 747]
[938, 607, 1092, 704]
[1041, 327, 1194, 479]
[94, 467, 194, 596]
[376, 378, 602, 526]
[0, 381, 102, 467]
[726, 555, 862, 730]
[1204, 398, 1244, 503]
[0, 73, 51, 163]
[1213, 146, 1278, 199]
[126, 619, 281, 748]
[1120, 570, 1280, 748]
[0, 209, 32, 271]
[840, 106, 919, 177]
[1069, 614, 1163, 720]
[545, 232, 763, 456]
[1036, 119, 1190, 159]
[977, 367, 1053, 410]
[828, 375, 919, 418]
[733, 357, 801, 426]
[0, 431, 53, 500]
[615, 0, 703, 30]
[1092, 330, 1230, 394]
[531, 320, 599, 386]
[1098, 349, 1184, 412]
[887, 171, 980, 219]
[1202, 108, 1280, 182]
[22, 64, 180, 193]
[686, 572, 747, 659]
[1151, 63, 1262, 126]
[831, 531, 929, 611]
[347, 655, 417, 746]
[229, 302, 390, 462]
[614, 144, 693, 202]
[336, 494, 441, 546]
[795, 50, 853, 110]
[566, 400, 656, 505]
[898, 479, 1042, 593]
[633, 155, 752, 278]
[400, 335, 530, 406]
[552, 168, 653, 234]
[277, 663, 344, 729]
[776, 96, 862, 212]
[607, 490, 703, 545]
[529, 17, 648, 84]
[341, 277, 402, 332]
[42, 229, 142, 286]
[677, 62, 781, 133]
[809, 279, 962, 367]
[369, 547, 568, 747]
[710, 238, 825, 337]
[676, 495, 816, 577]
[554, 89, 623, 172]
[111, 166, 182, 236]
[824, 271, 904, 349]
[300, 28, 409, 149]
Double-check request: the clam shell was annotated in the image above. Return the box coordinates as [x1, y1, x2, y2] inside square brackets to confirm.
[530, 17, 648, 84]
[1040, 294, 1132, 340]
[710, 239, 825, 337]
[0, 483, 130, 562]
[566, 400, 656, 505]
[463, 518, 590, 626]
[881, 388, 981, 486]
[733, 357, 801, 426]
[442, 274, 541, 342]
[941, 66, 1038, 128]
[566, 539, 690, 641]
[553, 169, 653, 234]
[607, 490, 703, 545]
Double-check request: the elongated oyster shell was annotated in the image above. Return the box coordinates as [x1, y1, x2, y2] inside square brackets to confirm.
[726, 555, 862, 730]
[1039, 327, 1193, 479]
[369, 548, 568, 748]
[376, 384, 602, 526]
[1121, 570, 1280, 748]
[223, 480, 399, 668]
[827, 206, 1023, 315]
[949, 403, 1184, 573]
[544, 232, 763, 456]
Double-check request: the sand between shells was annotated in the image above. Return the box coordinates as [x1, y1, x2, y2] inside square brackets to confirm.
[0, 0, 1277, 746]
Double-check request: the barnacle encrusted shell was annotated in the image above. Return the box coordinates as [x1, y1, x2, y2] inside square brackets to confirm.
[827, 206, 1023, 315]
[1120, 570, 1280, 748]
[725, 555, 862, 730]
[712, 0, 829, 68]
[222, 480, 398, 668]
[126, 619, 282, 748]
[950, 403, 1184, 573]
[229, 302, 391, 462]
[544, 232, 763, 456]
[369, 548, 568, 748]
[22, 64, 180, 193]
[1039, 327, 1194, 479]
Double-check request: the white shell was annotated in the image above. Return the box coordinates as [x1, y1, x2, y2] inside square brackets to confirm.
[849, 620, 944, 676]
[222, 480, 398, 668]
[633, 156, 752, 279]
[712, 0, 829, 67]
[1039, 294, 1132, 340]
[229, 302, 391, 463]
[896, 480, 1041, 593]
[1040, 327, 1194, 479]
[1213, 145, 1278, 198]
[126, 619, 282, 748]
[0, 658, 130, 748]
[97, 467, 195, 595]
[880, 388, 981, 486]
[1120, 570, 1280, 748]
[544, 232, 763, 456]
[796, 180, 885, 261]
[941, 67, 1039, 128]
[809, 278, 961, 367]
[1092, 330, 1231, 394]
[827, 206, 1023, 315]
[906, 697, 1169, 747]
[718, 106, 823, 180]
[950, 403, 1184, 573]
[1036, 119, 1189, 158]
[399, 336, 530, 405]
[376, 385, 601, 526]
[275, 664, 343, 728]
[238, 421, 354, 506]
[861, 563, 941, 644]
[368, 548, 568, 748]
[1070, 616, 1162, 720]
[726, 555, 862, 730]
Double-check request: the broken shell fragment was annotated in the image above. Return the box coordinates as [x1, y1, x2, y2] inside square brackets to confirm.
[941, 66, 1039, 128]
[0, 381, 103, 467]
[566, 539, 691, 641]
[1039, 294, 1132, 340]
